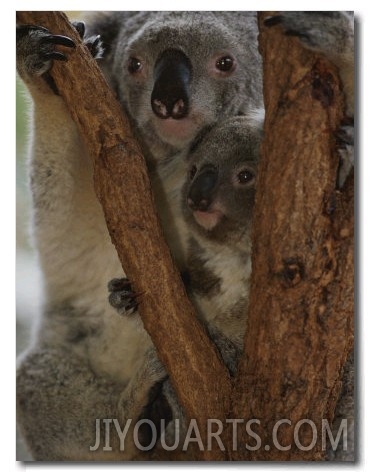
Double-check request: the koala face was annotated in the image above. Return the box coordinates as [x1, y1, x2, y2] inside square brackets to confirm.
[182, 116, 261, 251]
[107, 12, 261, 159]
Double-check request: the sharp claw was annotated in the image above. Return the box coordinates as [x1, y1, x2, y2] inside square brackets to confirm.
[126, 300, 138, 310]
[120, 307, 138, 316]
[108, 278, 143, 316]
[91, 35, 101, 48]
[108, 278, 132, 292]
[41, 34, 75, 48]
[44, 51, 68, 62]
[120, 291, 143, 303]
[115, 297, 139, 316]
[72, 21, 85, 38]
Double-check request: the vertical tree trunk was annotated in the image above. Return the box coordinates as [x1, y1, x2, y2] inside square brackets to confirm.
[229, 13, 354, 460]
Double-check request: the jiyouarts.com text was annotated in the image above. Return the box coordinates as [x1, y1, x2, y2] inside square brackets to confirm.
[89, 417, 349, 452]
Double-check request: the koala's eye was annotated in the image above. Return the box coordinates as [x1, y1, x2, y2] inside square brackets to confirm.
[189, 165, 197, 180]
[128, 57, 143, 74]
[215, 55, 235, 73]
[237, 169, 255, 185]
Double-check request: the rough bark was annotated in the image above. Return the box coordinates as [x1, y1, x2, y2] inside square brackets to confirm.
[16, 11, 231, 460]
[228, 13, 354, 460]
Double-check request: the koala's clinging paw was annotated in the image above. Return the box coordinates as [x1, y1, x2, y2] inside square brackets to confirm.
[16, 22, 103, 94]
[70, 21, 104, 59]
[108, 278, 139, 316]
[16, 25, 75, 77]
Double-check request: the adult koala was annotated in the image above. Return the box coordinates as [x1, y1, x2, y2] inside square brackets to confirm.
[16, 12, 262, 460]
[87, 12, 262, 160]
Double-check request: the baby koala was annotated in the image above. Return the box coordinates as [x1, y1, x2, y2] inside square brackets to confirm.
[108, 115, 262, 454]
[109, 114, 262, 368]
[180, 115, 262, 366]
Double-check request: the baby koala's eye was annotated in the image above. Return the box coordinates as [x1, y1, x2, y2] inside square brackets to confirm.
[189, 165, 197, 180]
[128, 57, 143, 74]
[237, 169, 255, 185]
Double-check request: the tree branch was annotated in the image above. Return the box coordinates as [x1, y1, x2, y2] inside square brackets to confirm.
[16, 11, 231, 459]
[229, 12, 354, 460]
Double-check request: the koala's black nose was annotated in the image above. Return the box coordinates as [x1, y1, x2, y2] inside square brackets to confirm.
[151, 49, 192, 120]
[187, 165, 218, 212]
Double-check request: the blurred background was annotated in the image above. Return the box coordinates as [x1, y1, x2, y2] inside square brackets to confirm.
[16, 13, 84, 461]
[16, 79, 42, 353]
[16, 78, 41, 462]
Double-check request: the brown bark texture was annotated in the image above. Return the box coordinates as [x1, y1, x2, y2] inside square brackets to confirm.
[228, 13, 354, 460]
[16, 11, 231, 459]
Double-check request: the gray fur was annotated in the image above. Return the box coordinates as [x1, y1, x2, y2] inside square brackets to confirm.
[181, 116, 261, 338]
[86, 12, 262, 160]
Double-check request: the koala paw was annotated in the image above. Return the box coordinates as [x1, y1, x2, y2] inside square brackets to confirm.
[108, 278, 139, 316]
[16, 25, 75, 78]
[71, 21, 104, 59]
